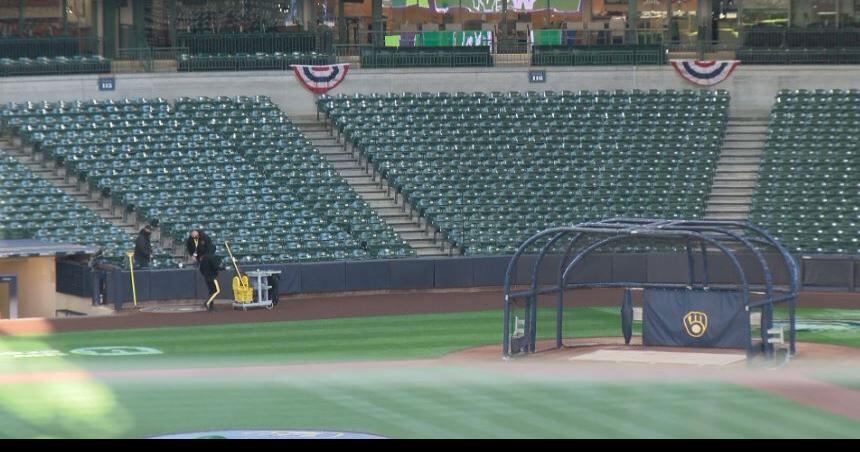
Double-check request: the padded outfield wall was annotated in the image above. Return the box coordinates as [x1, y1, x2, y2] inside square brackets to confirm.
[56, 253, 859, 309]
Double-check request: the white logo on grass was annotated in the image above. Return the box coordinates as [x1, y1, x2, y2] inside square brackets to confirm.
[776, 320, 860, 332]
[0, 350, 66, 359]
[70, 346, 163, 356]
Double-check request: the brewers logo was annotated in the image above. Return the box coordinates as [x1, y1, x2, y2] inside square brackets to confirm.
[683, 311, 708, 338]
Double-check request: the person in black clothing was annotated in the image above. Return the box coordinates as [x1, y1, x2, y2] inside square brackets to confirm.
[185, 229, 220, 311]
[133, 224, 153, 269]
[199, 253, 221, 312]
[185, 229, 214, 263]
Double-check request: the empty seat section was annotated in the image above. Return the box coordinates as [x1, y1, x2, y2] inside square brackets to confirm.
[0, 150, 166, 267]
[749, 89, 859, 254]
[1, 96, 413, 264]
[319, 89, 729, 255]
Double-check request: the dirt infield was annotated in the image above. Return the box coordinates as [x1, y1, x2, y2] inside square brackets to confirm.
[1, 287, 858, 336]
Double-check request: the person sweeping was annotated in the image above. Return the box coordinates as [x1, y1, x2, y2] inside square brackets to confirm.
[186, 229, 220, 312]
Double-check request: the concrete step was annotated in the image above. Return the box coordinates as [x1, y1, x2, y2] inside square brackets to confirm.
[724, 128, 767, 135]
[711, 181, 757, 189]
[727, 119, 769, 124]
[352, 184, 385, 193]
[723, 139, 765, 145]
[707, 198, 751, 205]
[712, 179, 758, 187]
[406, 238, 440, 246]
[720, 149, 763, 157]
[317, 146, 348, 155]
[727, 125, 768, 129]
[331, 160, 362, 170]
[417, 249, 448, 257]
[710, 188, 754, 196]
[399, 231, 434, 240]
[716, 162, 758, 174]
[324, 154, 356, 162]
[721, 140, 763, 149]
[380, 217, 421, 226]
[366, 199, 400, 209]
[299, 128, 330, 135]
[706, 205, 751, 213]
[377, 208, 410, 218]
[314, 141, 345, 148]
[714, 171, 758, 179]
[718, 156, 762, 165]
[342, 172, 375, 181]
[709, 115, 764, 226]
[344, 177, 379, 187]
[409, 241, 445, 249]
[311, 139, 341, 147]
[356, 191, 394, 200]
[339, 168, 370, 177]
[725, 125, 768, 133]
[705, 212, 749, 220]
[392, 224, 427, 234]
[10, 149, 36, 157]
[52, 182, 80, 191]
[11, 157, 38, 165]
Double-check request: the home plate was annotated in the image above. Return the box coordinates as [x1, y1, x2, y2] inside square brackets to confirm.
[569, 350, 746, 366]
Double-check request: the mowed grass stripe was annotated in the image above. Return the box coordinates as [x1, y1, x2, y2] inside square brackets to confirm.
[366, 385, 493, 438]
[414, 384, 564, 438]
[294, 379, 439, 438]
[569, 383, 679, 438]
[456, 380, 604, 438]
[607, 383, 725, 438]
[0, 308, 620, 368]
[621, 383, 769, 438]
[724, 385, 860, 438]
[4, 307, 857, 364]
[2, 307, 618, 348]
[2, 375, 860, 439]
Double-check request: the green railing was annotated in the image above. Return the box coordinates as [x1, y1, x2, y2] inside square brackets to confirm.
[0, 36, 100, 59]
[741, 27, 860, 48]
[736, 47, 860, 64]
[360, 46, 493, 68]
[177, 52, 335, 72]
[531, 45, 666, 66]
[334, 44, 373, 58]
[665, 40, 740, 58]
[529, 29, 666, 47]
[176, 31, 333, 55]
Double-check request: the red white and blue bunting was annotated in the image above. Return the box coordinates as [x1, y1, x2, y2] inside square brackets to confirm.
[292, 64, 350, 94]
[670, 60, 740, 87]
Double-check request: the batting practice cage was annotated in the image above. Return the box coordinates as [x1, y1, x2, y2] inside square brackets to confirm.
[502, 219, 799, 363]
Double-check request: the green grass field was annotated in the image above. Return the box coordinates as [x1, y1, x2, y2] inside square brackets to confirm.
[0, 307, 859, 438]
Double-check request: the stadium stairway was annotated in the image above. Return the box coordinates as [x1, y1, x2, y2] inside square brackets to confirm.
[0, 136, 175, 259]
[705, 115, 769, 221]
[293, 116, 449, 257]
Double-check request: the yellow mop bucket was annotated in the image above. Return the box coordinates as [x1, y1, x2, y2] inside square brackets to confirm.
[224, 241, 254, 303]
